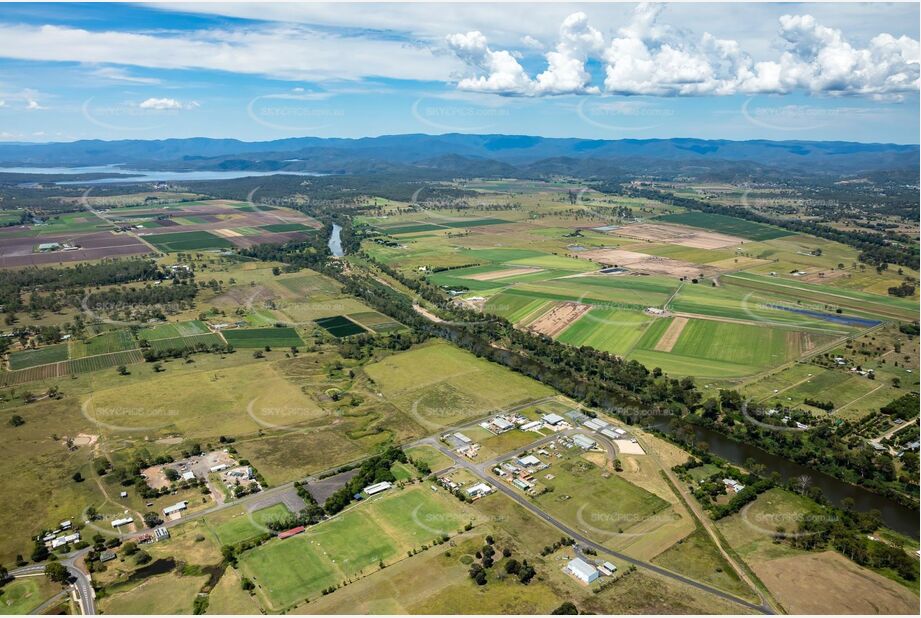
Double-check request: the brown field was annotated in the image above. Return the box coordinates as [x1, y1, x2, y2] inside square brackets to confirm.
[577, 248, 714, 278]
[0, 231, 151, 268]
[654, 317, 688, 352]
[613, 223, 743, 249]
[213, 228, 243, 238]
[753, 551, 918, 615]
[464, 266, 544, 281]
[528, 302, 591, 337]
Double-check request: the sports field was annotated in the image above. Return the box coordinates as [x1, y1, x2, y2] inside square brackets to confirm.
[223, 327, 304, 348]
[239, 487, 474, 610]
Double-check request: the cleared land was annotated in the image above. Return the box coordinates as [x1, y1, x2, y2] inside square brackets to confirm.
[527, 302, 591, 337]
[653, 316, 688, 352]
[613, 222, 744, 249]
[577, 248, 714, 278]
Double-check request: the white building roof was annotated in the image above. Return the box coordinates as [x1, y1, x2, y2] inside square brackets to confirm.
[364, 481, 393, 495]
[466, 482, 493, 496]
[163, 501, 188, 515]
[518, 455, 542, 467]
[573, 434, 597, 449]
[111, 517, 134, 527]
[492, 417, 514, 430]
[453, 432, 472, 444]
[567, 558, 599, 581]
[583, 418, 609, 431]
[542, 413, 565, 425]
[600, 428, 620, 440]
[520, 420, 542, 431]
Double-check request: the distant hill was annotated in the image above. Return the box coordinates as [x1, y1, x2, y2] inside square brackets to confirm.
[0, 134, 916, 178]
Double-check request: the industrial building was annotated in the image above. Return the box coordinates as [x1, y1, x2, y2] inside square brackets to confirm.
[565, 557, 600, 584]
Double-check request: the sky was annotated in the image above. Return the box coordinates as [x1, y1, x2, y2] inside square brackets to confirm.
[0, 1, 918, 144]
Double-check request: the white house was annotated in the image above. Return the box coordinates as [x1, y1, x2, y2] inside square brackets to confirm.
[111, 517, 134, 528]
[163, 501, 188, 516]
[466, 483, 493, 498]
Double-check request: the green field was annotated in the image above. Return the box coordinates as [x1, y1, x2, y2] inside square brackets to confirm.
[657, 212, 792, 241]
[146, 333, 225, 353]
[143, 231, 234, 251]
[346, 311, 405, 333]
[223, 327, 304, 348]
[379, 218, 510, 235]
[239, 487, 473, 610]
[314, 315, 368, 338]
[261, 223, 315, 233]
[138, 320, 210, 341]
[8, 343, 69, 369]
[70, 330, 137, 358]
[557, 308, 652, 356]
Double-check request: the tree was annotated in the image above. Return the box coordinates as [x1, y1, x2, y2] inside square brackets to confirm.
[45, 561, 69, 583]
[122, 541, 138, 556]
[72, 471, 84, 483]
[8, 415, 24, 427]
[31, 540, 49, 563]
[143, 512, 163, 528]
[117, 365, 129, 376]
[552, 602, 579, 615]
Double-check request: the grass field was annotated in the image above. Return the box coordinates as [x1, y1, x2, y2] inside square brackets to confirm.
[8, 343, 69, 369]
[651, 528, 752, 599]
[345, 311, 404, 333]
[98, 572, 209, 614]
[557, 308, 651, 356]
[0, 576, 62, 614]
[143, 231, 234, 252]
[138, 320, 210, 341]
[261, 223, 315, 233]
[223, 327, 304, 348]
[656, 212, 792, 241]
[146, 333, 225, 353]
[314, 315, 368, 338]
[364, 341, 553, 429]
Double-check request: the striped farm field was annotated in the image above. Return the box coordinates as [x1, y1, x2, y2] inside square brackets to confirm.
[70, 330, 136, 358]
[146, 333, 225, 353]
[8, 344, 69, 370]
[223, 327, 305, 348]
[484, 292, 550, 323]
[1, 349, 145, 385]
[557, 308, 652, 356]
[346, 311, 405, 333]
[655, 319, 803, 368]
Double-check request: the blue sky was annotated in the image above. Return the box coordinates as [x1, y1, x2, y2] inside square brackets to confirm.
[0, 2, 917, 144]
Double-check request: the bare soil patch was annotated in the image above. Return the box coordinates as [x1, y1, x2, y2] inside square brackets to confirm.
[212, 228, 243, 238]
[614, 222, 744, 249]
[527, 301, 590, 337]
[654, 317, 688, 352]
[752, 551, 918, 615]
[578, 248, 714, 278]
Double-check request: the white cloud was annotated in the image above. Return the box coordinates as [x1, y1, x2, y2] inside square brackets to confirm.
[0, 23, 463, 83]
[520, 35, 544, 50]
[138, 97, 197, 110]
[25, 98, 44, 110]
[91, 67, 161, 85]
[447, 3, 919, 98]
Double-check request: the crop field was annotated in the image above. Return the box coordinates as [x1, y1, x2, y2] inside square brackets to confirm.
[8, 343, 69, 369]
[146, 333, 225, 353]
[656, 212, 792, 241]
[69, 329, 137, 357]
[223, 327, 304, 348]
[66, 349, 145, 374]
[138, 320, 210, 340]
[557, 308, 652, 356]
[378, 217, 511, 235]
[240, 486, 474, 610]
[346, 311, 405, 333]
[314, 315, 368, 337]
[261, 223, 315, 232]
[142, 230, 235, 251]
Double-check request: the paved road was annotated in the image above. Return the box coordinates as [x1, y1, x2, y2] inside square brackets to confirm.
[429, 442, 773, 615]
[9, 559, 95, 616]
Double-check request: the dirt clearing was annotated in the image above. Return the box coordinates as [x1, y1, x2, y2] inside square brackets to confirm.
[614, 223, 744, 249]
[577, 248, 715, 279]
[527, 302, 591, 337]
[654, 317, 688, 352]
[752, 551, 918, 614]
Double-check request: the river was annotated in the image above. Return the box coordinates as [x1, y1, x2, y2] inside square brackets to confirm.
[648, 417, 919, 538]
[328, 224, 344, 257]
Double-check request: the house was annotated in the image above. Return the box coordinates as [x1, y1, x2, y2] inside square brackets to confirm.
[59, 520, 72, 530]
[364, 481, 392, 496]
[181, 470, 196, 482]
[466, 483, 493, 499]
[51, 533, 80, 549]
[573, 434, 597, 450]
[210, 464, 228, 473]
[163, 501, 188, 516]
[542, 413, 565, 426]
[111, 517, 134, 528]
[565, 558, 599, 584]
[154, 527, 170, 541]
[722, 479, 745, 494]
